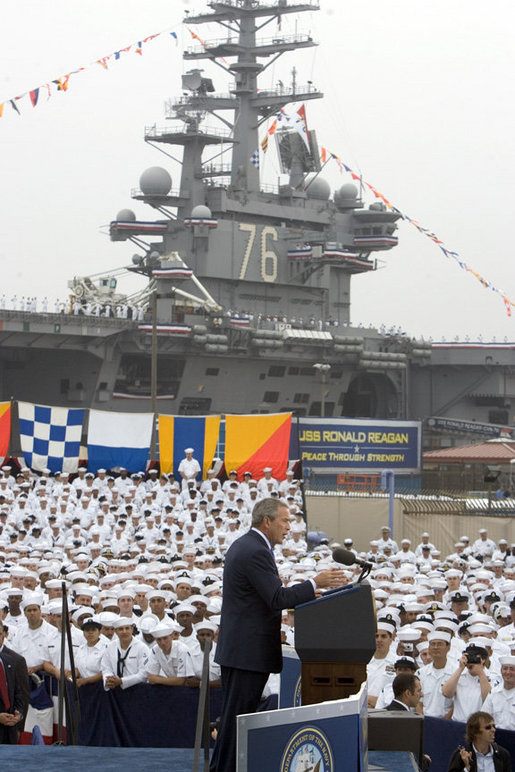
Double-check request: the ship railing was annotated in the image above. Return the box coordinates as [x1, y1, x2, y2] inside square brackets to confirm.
[131, 186, 183, 199]
[207, 0, 320, 10]
[145, 125, 234, 140]
[254, 83, 321, 98]
[306, 484, 515, 508]
[170, 93, 236, 107]
[184, 32, 313, 55]
[200, 163, 232, 176]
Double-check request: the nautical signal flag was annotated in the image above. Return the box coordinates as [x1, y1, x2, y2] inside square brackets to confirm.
[0, 402, 11, 463]
[18, 402, 84, 473]
[158, 415, 221, 478]
[87, 409, 153, 473]
[224, 413, 292, 481]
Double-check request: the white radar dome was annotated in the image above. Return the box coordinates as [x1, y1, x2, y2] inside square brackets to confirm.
[191, 205, 212, 219]
[304, 175, 331, 201]
[116, 209, 136, 222]
[139, 167, 172, 196]
[334, 183, 358, 208]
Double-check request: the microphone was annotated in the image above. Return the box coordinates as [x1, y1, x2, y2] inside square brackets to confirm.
[333, 548, 373, 570]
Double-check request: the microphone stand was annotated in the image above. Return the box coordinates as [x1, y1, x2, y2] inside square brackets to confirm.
[356, 563, 372, 583]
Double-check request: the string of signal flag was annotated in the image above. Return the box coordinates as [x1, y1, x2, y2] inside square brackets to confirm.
[1, 25, 512, 317]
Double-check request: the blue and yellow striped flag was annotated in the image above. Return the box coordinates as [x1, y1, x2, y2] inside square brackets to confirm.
[158, 415, 221, 478]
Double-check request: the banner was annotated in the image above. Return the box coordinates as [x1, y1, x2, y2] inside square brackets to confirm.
[225, 413, 291, 481]
[238, 685, 367, 772]
[87, 410, 153, 473]
[0, 402, 11, 462]
[297, 418, 421, 473]
[158, 414, 220, 478]
[18, 402, 84, 473]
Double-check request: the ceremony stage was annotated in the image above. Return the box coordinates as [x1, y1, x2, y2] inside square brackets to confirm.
[0, 746, 419, 771]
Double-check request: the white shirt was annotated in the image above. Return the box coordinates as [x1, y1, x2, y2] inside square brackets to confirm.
[188, 640, 221, 682]
[75, 640, 108, 678]
[146, 640, 195, 679]
[101, 637, 149, 690]
[10, 619, 54, 668]
[451, 668, 493, 723]
[417, 660, 455, 718]
[482, 685, 515, 731]
[367, 655, 396, 698]
[472, 743, 495, 772]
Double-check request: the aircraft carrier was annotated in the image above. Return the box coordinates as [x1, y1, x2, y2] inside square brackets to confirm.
[0, 0, 513, 451]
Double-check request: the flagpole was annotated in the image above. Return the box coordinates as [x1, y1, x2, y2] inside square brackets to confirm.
[150, 290, 157, 463]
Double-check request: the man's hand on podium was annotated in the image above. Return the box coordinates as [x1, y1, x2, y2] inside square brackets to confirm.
[313, 568, 349, 592]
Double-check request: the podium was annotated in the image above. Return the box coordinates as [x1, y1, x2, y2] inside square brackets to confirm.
[294, 582, 376, 705]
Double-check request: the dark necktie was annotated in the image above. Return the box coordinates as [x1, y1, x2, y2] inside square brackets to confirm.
[117, 646, 132, 678]
[0, 657, 10, 711]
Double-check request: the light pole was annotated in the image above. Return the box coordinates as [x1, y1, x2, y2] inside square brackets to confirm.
[313, 363, 331, 417]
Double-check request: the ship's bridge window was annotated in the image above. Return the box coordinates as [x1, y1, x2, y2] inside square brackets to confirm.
[263, 391, 279, 403]
[205, 367, 219, 376]
[372, 227, 382, 235]
[268, 365, 286, 377]
[109, 278, 117, 289]
[179, 397, 212, 415]
[309, 401, 335, 417]
[294, 393, 309, 404]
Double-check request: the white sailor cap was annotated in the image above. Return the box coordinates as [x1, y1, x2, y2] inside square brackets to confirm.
[195, 620, 217, 633]
[152, 621, 181, 638]
[499, 655, 515, 666]
[184, 448, 194, 454]
[112, 617, 134, 629]
[139, 615, 160, 634]
[427, 631, 451, 644]
[174, 602, 196, 615]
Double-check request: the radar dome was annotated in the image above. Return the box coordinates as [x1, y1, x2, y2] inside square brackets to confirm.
[334, 183, 358, 209]
[304, 175, 331, 200]
[139, 167, 172, 196]
[116, 209, 136, 222]
[336, 183, 358, 201]
[191, 204, 212, 219]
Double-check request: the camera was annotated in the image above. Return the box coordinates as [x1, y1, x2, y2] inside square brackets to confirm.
[465, 650, 481, 664]
[403, 643, 414, 653]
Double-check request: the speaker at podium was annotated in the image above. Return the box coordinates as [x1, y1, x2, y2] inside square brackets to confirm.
[294, 581, 376, 705]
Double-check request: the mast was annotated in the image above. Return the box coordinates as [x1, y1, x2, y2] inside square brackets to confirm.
[185, 1, 322, 193]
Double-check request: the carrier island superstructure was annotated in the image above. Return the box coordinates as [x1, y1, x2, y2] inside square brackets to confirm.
[0, 0, 513, 451]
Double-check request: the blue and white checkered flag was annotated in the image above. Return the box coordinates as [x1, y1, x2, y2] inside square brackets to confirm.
[18, 402, 85, 473]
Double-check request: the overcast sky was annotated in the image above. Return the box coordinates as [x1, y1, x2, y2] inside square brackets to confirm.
[0, 0, 513, 341]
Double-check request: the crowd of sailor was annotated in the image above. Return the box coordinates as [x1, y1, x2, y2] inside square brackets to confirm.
[0, 294, 401, 334]
[0, 458, 514, 738]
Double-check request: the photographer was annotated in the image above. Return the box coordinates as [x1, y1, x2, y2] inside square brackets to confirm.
[442, 645, 492, 722]
[447, 711, 511, 771]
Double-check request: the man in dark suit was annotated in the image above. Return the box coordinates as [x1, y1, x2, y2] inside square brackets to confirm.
[386, 672, 423, 712]
[2, 625, 30, 735]
[210, 497, 347, 772]
[386, 673, 431, 771]
[0, 619, 26, 744]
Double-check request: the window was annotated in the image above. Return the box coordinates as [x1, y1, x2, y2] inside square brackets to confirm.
[268, 365, 286, 377]
[294, 393, 309, 404]
[205, 368, 219, 376]
[179, 397, 212, 415]
[309, 401, 335, 417]
[263, 391, 279, 403]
